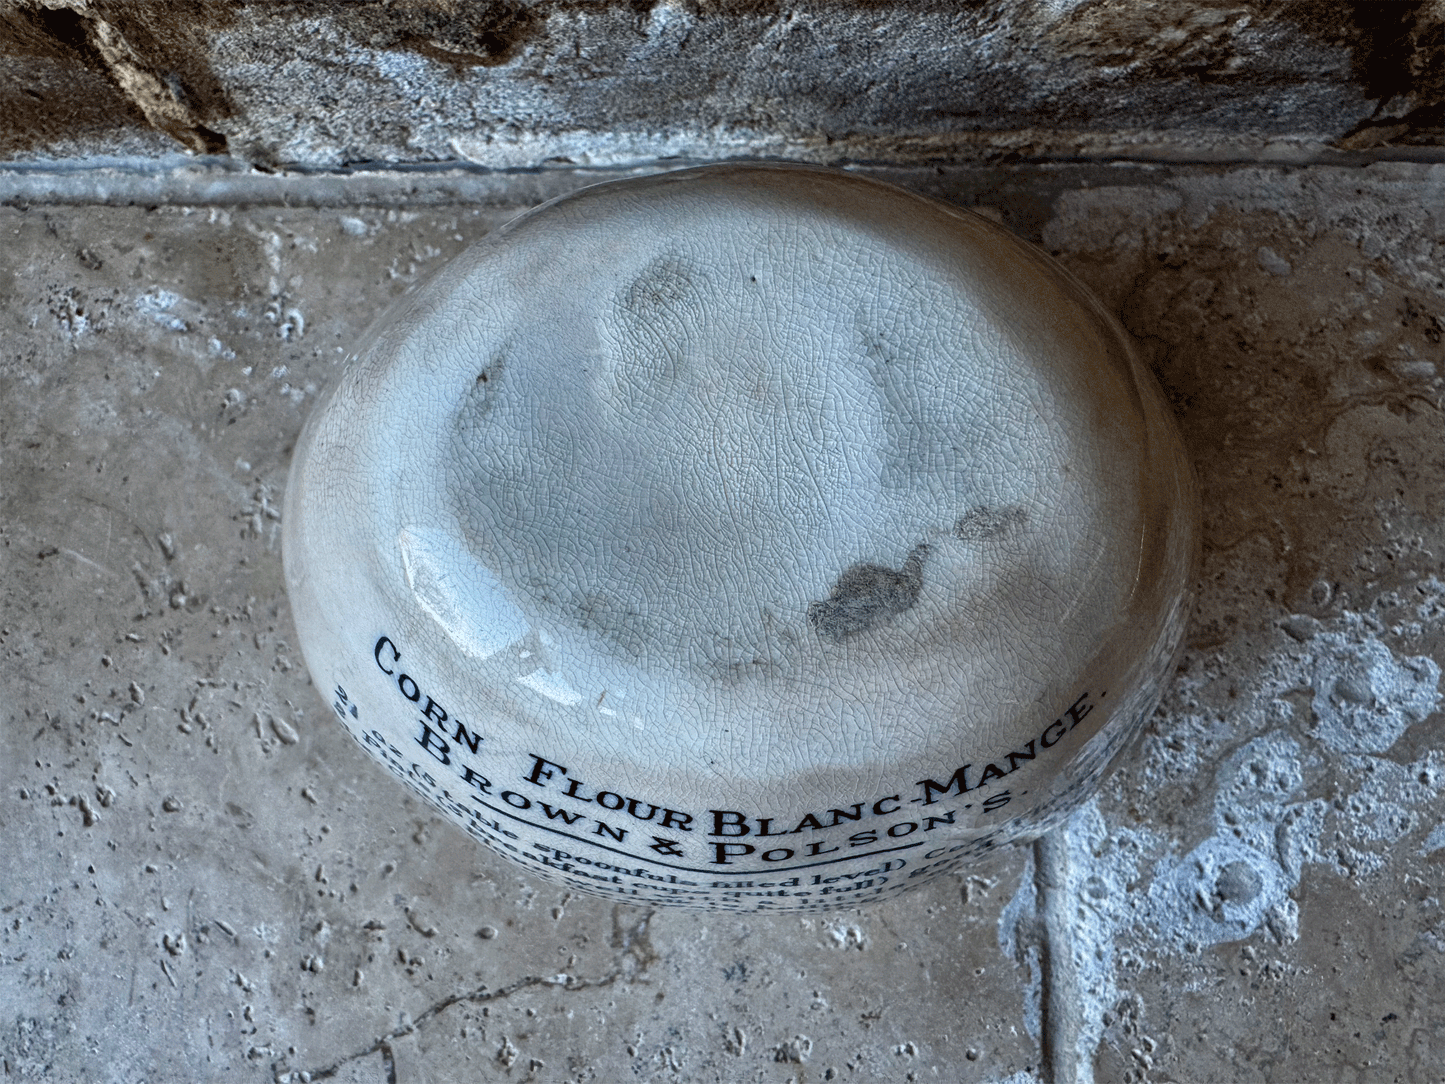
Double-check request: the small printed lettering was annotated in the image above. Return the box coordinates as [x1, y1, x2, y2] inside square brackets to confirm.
[915, 690, 1096, 806]
[376, 635, 485, 753]
[539, 802, 584, 825]
[357, 636, 1103, 903]
[524, 753, 693, 832]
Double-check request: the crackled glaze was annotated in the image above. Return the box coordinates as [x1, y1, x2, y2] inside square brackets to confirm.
[283, 165, 1198, 911]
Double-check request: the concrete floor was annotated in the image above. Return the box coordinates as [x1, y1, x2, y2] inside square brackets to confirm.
[2, 161, 1443, 1083]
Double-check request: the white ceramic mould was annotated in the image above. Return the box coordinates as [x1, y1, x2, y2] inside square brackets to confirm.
[283, 164, 1198, 912]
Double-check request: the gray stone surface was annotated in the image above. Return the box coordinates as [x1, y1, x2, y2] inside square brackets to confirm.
[5, 1, 1445, 169]
[3, 162, 1444, 1083]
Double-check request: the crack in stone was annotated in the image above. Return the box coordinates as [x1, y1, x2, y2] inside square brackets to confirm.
[274, 908, 656, 1083]
[272, 970, 624, 1082]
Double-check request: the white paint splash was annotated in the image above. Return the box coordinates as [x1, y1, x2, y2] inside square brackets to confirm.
[1001, 608, 1442, 1080]
[1143, 733, 1316, 949]
[135, 288, 195, 332]
[1310, 630, 1440, 753]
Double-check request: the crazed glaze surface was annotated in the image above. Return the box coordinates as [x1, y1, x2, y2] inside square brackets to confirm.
[283, 164, 1198, 911]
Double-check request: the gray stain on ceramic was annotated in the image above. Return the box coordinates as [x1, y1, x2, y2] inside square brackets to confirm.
[808, 543, 929, 642]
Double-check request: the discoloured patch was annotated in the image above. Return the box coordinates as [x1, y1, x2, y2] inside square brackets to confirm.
[954, 505, 1028, 543]
[2, 5, 102, 67]
[1051, 1, 1445, 148]
[3, 0, 234, 155]
[470, 349, 507, 415]
[808, 544, 928, 643]
[620, 256, 692, 318]
[1301, 1, 1445, 148]
[563, 590, 656, 660]
[593, 255, 699, 414]
[1050, 1, 1267, 82]
[0, 6, 147, 155]
[383, 3, 542, 71]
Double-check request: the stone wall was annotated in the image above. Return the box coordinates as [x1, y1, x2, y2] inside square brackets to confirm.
[3, 1, 1445, 168]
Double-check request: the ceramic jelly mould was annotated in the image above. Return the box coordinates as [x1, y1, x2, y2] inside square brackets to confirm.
[283, 164, 1199, 912]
